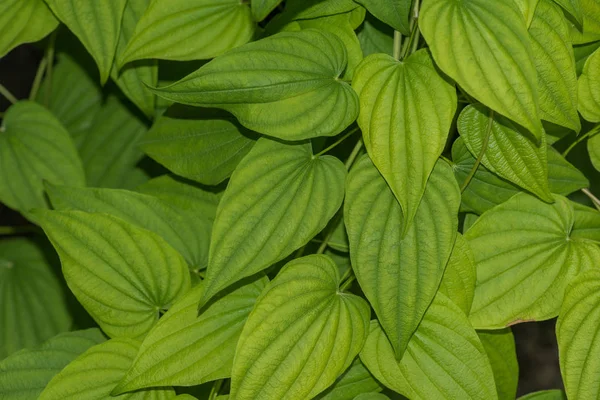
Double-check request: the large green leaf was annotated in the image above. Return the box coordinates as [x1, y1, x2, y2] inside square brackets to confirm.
[360, 293, 498, 400]
[33, 210, 191, 339]
[150, 30, 359, 141]
[519, 390, 567, 400]
[0, 329, 106, 400]
[478, 329, 519, 400]
[142, 106, 255, 185]
[458, 104, 553, 202]
[252, 0, 282, 21]
[0, 239, 71, 359]
[44, 0, 127, 84]
[529, 0, 581, 132]
[345, 155, 460, 359]
[45, 184, 211, 269]
[0, 0, 58, 57]
[118, 0, 255, 65]
[420, 0, 543, 139]
[352, 49, 457, 231]
[0, 101, 85, 213]
[439, 233, 477, 315]
[578, 47, 600, 122]
[202, 138, 346, 303]
[353, 0, 411, 35]
[557, 269, 600, 399]
[314, 358, 383, 400]
[515, 0, 540, 27]
[39, 338, 175, 399]
[552, 0, 583, 24]
[114, 277, 266, 393]
[466, 193, 600, 328]
[230, 255, 370, 400]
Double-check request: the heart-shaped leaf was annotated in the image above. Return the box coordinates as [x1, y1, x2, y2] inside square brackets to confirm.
[478, 329, 519, 400]
[578, 48, 600, 122]
[0, 0, 58, 57]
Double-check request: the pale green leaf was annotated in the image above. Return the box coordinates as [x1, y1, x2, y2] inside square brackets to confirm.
[0, 329, 106, 400]
[0, 239, 71, 359]
[0, 101, 85, 213]
[515, 0, 540, 27]
[569, 0, 600, 44]
[345, 155, 460, 358]
[557, 269, 600, 399]
[314, 358, 383, 400]
[202, 138, 346, 303]
[119, 0, 255, 65]
[44, 0, 127, 84]
[578, 47, 600, 122]
[357, 15, 394, 57]
[458, 104, 552, 202]
[39, 338, 175, 400]
[360, 293, 498, 400]
[466, 193, 600, 328]
[478, 329, 519, 400]
[354, 0, 411, 35]
[352, 49, 457, 231]
[0, 0, 58, 57]
[518, 390, 567, 399]
[552, 0, 583, 24]
[252, 0, 282, 21]
[142, 105, 256, 185]
[230, 254, 371, 400]
[439, 233, 477, 315]
[529, 0, 581, 132]
[150, 29, 359, 141]
[420, 0, 543, 139]
[114, 277, 267, 392]
[33, 210, 191, 339]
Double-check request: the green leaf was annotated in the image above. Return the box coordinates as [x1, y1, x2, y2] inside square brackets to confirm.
[478, 329, 519, 400]
[45, 184, 212, 269]
[114, 277, 267, 392]
[0, 329, 106, 400]
[571, 202, 600, 242]
[33, 210, 191, 339]
[557, 269, 600, 399]
[345, 155, 460, 359]
[150, 29, 359, 141]
[357, 14, 394, 57]
[39, 338, 175, 399]
[230, 254, 371, 400]
[420, 0, 543, 140]
[360, 293, 498, 400]
[0, 0, 58, 57]
[252, 0, 282, 21]
[314, 358, 383, 400]
[142, 105, 256, 185]
[515, 0, 540, 27]
[327, 216, 349, 253]
[0, 238, 71, 359]
[118, 0, 255, 65]
[552, 0, 583, 24]
[518, 390, 567, 400]
[0, 101, 85, 214]
[353, 394, 389, 400]
[282, 0, 359, 20]
[439, 233, 477, 315]
[44, 0, 127, 84]
[529, 0, 581, 132]
[458, 104, 553, 202]
[578, 48, 600, 122]
[352, 50, 457, 231]
[202, 137, 346, 303]
[465, 193, 600, 328]
[569, 0, 600, 44]
[111, 0, 157, 118]
[353, 0, 411, 35]
[574, 41, 600, 75]
[547, 145, 590, 194]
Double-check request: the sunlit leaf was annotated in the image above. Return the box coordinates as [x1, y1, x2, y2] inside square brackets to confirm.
[515, 0, 540, 27]
[552, 0, 583, 24]
[439, 233, 477, 315]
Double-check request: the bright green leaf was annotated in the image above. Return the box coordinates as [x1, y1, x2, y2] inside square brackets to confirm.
[439, 233, 477, 315]
[518, 390, 567, 400]
[0, 0, 58, 57]
[478, 329, 519, 400]
[230, 254, 371, 400]
[515, 0, 540, 27]
[345, 155, 460, 358]
[420, 0, 543, 139]
[150, 29, 359, 141]
[569, 0, 600, 44]
[578, 47, 600, 122]
[571, 202, 600, 242]
[357, 15, 394, 57]
[314, 358, 383, 400]
[202, 137, 346, 303]
[352, 49, 457, 231]
[33, 210, 191, 339]
[0, 329, 106, 400]
[353, 0, 411, 35]
[252, 0, 282, 21]
[360, 293, 498, 400]
[552, 0, 583, 24]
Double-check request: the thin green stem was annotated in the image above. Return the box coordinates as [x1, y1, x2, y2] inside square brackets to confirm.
[0, 84, 18, 105]
[562, 124, 600, 157]
[45, 30, 57, 106]
[344, 139, 363, 170]
[461, 109, 495, 192]
[314, 127, 360, 157]
[439, 155, 453, 164]
[29, 57, 48, 101]
[411, 28, 421, 54]
[582, 188, 600, 212]
[393, 30, 403, 60]
[400, 0, 420, 60]
[339, 275, 356, 292]
[208, 379, 224, 400]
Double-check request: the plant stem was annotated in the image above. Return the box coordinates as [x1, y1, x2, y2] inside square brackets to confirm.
[208, 379, 224, 400]
[339, 275, 355, 292]
[460, 109, 495, 192]
[29, 57, 48, 101]
[0, 84, 18, 105]
[344, 139, 363, 170]
[582, 188, 600, 212]
[562, 124, 600, 157]
[45, 30, 57, 106]
[400, 0, 420, 60]
[314, 127, 360, 157]
[393, 30, 403, 60]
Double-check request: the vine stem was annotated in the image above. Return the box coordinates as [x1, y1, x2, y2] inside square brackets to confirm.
[0, 84, 18, 105]
[208, 379, 224, 400]
[314, 127, 360, 157]
[45, 30, 57, 106]
[316, 213, 342, 255]
[460, 109, 495, 192]
[562, 124, 600, 157]
[400, 0, 420, 60]
[393, 30, 403, 60]
[29, 57, 48, 101]
[339, 275, 355, 292]
[344, 139, 363, 170]
[582, 188, 600, 212]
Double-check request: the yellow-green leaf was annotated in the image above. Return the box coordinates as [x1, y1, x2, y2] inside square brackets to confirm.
[578, 47, 600, 122]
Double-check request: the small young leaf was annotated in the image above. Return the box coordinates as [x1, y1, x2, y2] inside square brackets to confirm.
[518, 390, 567, 399]
[230, 255, 370, 400]
[420, 0, 543, 139]
[0, 0, 58, 57]
[478, 329, 519, 400]
[353, 0, 411, 35]
[360, 293, 498, 400]
[439, 233, 477, 315]
[150, 30, 359, 141]
[314, 358, 383, 400]
[252, 0, 282, 21]
[33, 210, 191, 339]
[0, 329, 106, 400]
[345, 156, 460, 359]
[202, 138, 346, 303]
[352, 49, 457, 232]
[578, 47, 600, 122]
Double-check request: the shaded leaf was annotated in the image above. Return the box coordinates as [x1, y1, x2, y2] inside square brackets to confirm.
[314, 358, 383, 400]
[569, 0, 600, 44]
[578, 47, 600, 122]
[252, 0, 282, 21]
[0, 0, 58, 57]
[439, 233, 477, 315]
[518, 390, 566, 400]
[552, 0, 583, 24]
[354, 0, 411, 35]
[357, 15, 394, 57]
[478, 329, 519, 400]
